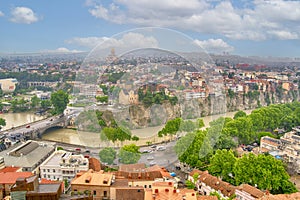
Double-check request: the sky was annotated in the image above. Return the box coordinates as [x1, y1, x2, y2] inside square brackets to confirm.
[1, 0, 300, 57]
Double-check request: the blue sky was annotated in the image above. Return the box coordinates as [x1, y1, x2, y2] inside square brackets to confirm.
[1, 0, 300, 57]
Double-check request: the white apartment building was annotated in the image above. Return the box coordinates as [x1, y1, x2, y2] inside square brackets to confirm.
[40, 150, 89, 182]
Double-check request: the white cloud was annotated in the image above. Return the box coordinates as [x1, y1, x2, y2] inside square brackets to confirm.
[41, 47, 83, 53]
[10, 7, 40, 24]
[66, 37, 110, 49]
[86, 0, 300, 41]
[0, 11, 4, 17]
[194, 39, 234, 54]
[66, 32, 159, 51]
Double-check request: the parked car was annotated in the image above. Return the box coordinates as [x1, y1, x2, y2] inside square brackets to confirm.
[149, 161, 157, 166]
[156, 146, 166, 151]
[141, 149, 152, 153]
[26, 125, 30, 128]
[147, 156, 154, 160]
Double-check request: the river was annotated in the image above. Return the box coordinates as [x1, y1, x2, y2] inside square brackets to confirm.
[0, 112, 46, 131]
[41, 109, 253, 147]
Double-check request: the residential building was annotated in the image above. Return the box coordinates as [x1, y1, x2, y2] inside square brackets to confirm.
[235, 184, 265, 200]
[10, 175, 62, 200]
[114, 163, 174, 189]
[0, 171, 33, 197]
[196, 171, 236, 199]
[40, 150, 89, 182]
[260, 136, 281, 152]
[71, 169, 113, 200]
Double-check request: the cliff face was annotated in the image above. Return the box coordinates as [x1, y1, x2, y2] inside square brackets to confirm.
[226, 90, 300, 112]
[114, 90, 299, 129]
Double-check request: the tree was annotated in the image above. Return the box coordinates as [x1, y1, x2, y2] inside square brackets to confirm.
[41, 99, 51, 109]
[99, 147, 117, 165]
[50, 90, 69, 114]
[158, 117, 182, 138]
[233, 153, 297, 194]
[96, 95, 108, 103]
[30, 95, 40, 109]
[119, 144, 141, 164]
[208, 149, 236, 184]
[131, 135, 139, 141]
[0, 118, 6, 128]
[233, 110, 247, 119]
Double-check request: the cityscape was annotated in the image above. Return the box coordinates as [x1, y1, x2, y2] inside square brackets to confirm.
[1, 1, 300, 200]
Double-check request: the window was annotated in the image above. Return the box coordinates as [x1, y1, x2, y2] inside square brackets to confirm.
[53, 169, 55, 173]
[93, 191, 96, 195]
[48, 175, 50, 178]
[149, 185, 152, 188]
[43, 169, 45, 172]
[144, 185, 147, 188]
[103, 191, 107, 197]
[47, 169, 50, 172]
[44, 175, 46, 178]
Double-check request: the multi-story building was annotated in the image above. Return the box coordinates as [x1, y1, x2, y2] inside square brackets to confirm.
[71, 169, 113, 200]
[40, 150, 89, 182]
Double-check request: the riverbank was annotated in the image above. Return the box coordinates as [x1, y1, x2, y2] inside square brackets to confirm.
[41, 109, 253, 148]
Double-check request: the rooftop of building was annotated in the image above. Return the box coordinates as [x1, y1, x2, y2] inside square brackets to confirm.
[258, 192, 300, 200]
[27, 183, 61, 194]
[0, 171, 33, 184]
[0, 166, 21, 173]
[0, 140, 55, 169]
[199, 172, 236, 197]
[237, 184, 264, 198]
[41, 150, 88, 167]
[71, 169, 113, 186]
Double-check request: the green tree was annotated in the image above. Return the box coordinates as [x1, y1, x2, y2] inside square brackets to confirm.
[41, 99, 51, 109]
[158, 117, 182, 138]
[233, 153, 297, 194]
[31, 95, 40, 109]
[0, 118, 6, 128]
[96, 95, 108, 103]
[119, 144, 141, 164]
[233, 110, 247, 119]
[50, 90, 69, 114]
[208, 149, 236, 184]
[99, 147, 117, 165]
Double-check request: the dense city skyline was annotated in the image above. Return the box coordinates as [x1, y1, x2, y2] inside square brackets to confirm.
[1, 0, 300, 57]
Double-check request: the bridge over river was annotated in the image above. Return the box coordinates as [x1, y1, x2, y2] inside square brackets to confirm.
[0, 113, 74, 139]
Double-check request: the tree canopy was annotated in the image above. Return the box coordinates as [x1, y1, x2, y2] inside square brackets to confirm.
[99, 147, 116, 165]
[233, 153, 297, 194]
[50, 90, 69, 114]
[119, 144, 141, 164]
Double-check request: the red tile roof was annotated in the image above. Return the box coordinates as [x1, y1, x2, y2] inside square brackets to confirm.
[237, 184, 264, 198]
[0, 166, 21, 173]
[0, 172, 33, 184]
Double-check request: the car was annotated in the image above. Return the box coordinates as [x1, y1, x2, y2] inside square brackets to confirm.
[75, 148, 81, 152]
[85, 149, 91, 153]
[156, 146, 166, 151]
[84, 155, 90, 158]
[26, 125, 30, 128]
[147, 156, 154, 160]
[50, 118, 53, 121]
[150, 145, 157, 149]
[149, 161, 157, 166]
[141, 149, 152, 153]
